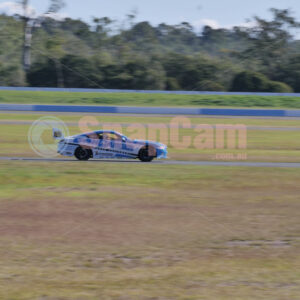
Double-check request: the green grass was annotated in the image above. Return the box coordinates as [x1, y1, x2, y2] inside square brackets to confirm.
[0, 162, 300, 299]
[1, 90, 300, 108]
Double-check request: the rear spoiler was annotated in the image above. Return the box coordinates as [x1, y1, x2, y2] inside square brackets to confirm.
[52, 128, 64, 140]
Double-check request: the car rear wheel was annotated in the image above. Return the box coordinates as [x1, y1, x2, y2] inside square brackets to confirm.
[138, 148, 154, 162]
[75, 147, 92, 161]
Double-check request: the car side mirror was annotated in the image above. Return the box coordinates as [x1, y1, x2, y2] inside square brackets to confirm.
[122, 137, 127, 142]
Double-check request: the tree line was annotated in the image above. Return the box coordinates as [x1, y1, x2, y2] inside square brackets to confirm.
[0, 7, 299, 92]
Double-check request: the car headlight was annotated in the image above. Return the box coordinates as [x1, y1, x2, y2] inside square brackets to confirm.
[158, 145, 166, 150]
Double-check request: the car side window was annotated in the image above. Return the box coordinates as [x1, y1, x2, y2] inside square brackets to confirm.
[97, 133, 104, 140]
[110, 133, 122, 141]
[100, 133, 122, 141]
[86, 132, 99, 140]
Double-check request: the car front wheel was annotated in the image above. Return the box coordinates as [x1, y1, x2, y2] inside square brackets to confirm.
[138, 148, 154, 162]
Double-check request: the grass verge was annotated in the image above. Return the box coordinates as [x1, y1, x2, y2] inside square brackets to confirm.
[1, 90, 300, 108]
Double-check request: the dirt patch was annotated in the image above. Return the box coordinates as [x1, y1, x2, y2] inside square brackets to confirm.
[0, 198, 205, 246]
[0, 199, 135, 244]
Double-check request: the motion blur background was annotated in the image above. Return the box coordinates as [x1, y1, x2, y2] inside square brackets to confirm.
[0, 0, 299, 92]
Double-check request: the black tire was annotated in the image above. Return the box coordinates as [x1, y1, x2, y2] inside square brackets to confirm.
[75, 147, 92, 161]
[138, 148, 154, 162]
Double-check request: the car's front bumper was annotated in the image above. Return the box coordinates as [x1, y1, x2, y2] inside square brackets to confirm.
[156, 148, 168, 159]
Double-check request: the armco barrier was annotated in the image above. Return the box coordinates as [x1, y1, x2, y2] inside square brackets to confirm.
[200, 108, 286, 117]
[33, 105, 118, 114]
[0, 104, 35, 111]
[1, 104, 300, 117]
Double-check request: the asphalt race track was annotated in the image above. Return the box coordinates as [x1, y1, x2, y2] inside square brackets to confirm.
[1, 156, 300, 168]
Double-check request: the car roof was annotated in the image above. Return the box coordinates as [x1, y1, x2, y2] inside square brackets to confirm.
[94, 130, 121, 134]
[82, 130, 122, 135]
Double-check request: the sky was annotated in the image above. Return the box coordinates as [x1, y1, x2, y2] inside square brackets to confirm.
[0, 0, 299, 34]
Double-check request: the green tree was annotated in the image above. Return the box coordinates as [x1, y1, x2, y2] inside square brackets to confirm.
[27, 59, 57, 86]
[61, 55, 101, 88]
[241, 9, 300, 75]
[231, 71, 270, 92]
[196, 80, 225, 91]
[0, 7, 299, 90]
[231, 71, 293, 92]
[45, 36, 65, 87]
[163, 53, 219, 90]
[101, 58, 165, 90]
[0, 63, 25, 86]
[268, 81, 293, 93]
[274, 54, 300, 92]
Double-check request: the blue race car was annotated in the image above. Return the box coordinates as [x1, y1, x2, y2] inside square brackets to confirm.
[53, 129, 168, 162]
